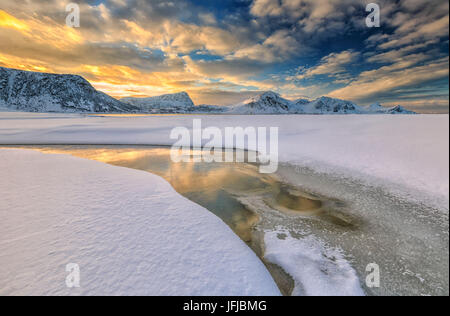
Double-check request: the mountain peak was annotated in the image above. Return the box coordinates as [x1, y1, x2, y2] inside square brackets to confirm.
[242, 91, 282, 104]
[363, 102, 416, 114]
[255, 91, 281, 99]
[303, 96, 363, 114]
[385, 105, 416, 114]
[0, 67, 417, 115]
[231, 91, 292, 114]
[121, 91, 195, 112]
[0, 67, 136, 113]
[294, 98, 310, 105]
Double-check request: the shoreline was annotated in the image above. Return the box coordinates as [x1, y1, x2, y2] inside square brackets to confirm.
[0, 113, 447, 210]
[0, 148, 281, 296]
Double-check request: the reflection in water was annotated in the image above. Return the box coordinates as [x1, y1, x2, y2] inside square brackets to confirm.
[24, 146, 326, 244]
[3, 145, 447, 296]
[8, 145, 360, 296]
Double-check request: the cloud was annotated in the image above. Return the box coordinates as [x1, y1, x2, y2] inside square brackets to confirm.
[368, 0, 449, 49]
[183, 56, 267, 81]
[232, 29, 303, 62]
[0, 0, 448, 111]
[188, 89, 263, 106]
[297, 50, 360, 79]
[166, 23, 242, 55]
[198, 13, 217, 25]
[328, 56, 449, 103]
[0, 9, 30, 31]
[250, 0, 364, 34]
[385, 99, 449, 114]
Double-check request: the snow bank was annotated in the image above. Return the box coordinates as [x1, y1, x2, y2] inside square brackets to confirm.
[0, 149, 280, 296]
[264, 230, 364, 296]
[0, 113, 447, 208]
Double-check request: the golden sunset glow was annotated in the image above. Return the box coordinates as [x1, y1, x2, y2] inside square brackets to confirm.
[0, 10, 29, 31]
[0, 0, 448, 111]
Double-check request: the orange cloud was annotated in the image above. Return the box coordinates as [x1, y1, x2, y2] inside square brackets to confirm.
[0, 53, 52, 73]
[0, 10, 29, 31]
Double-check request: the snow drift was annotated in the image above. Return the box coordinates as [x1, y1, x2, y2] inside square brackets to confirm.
[0, 148, 281, 296]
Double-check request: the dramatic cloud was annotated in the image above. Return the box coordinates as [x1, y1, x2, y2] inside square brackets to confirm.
[297, 50, 360, 80]
[0, 0, 448, 111]
[328, 57, 449, 105]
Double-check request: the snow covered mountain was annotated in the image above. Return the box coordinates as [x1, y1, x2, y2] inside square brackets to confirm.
[121, 92, 195, 113]
[227, 92, 364, 114]
[384, 105, 417, 114]
[227, 92, 416, 115]
[122, 92, 231, 114]
[0, 67, 137, 113]
[301, 96, 364, 114]
[293, 98, 311, 106]
[193, 104, 228, 113]
[364, 102, 416, 114]
[0, 67, 417, 115]
[228, 92, 296, 114]
[365, 102, 385, 113]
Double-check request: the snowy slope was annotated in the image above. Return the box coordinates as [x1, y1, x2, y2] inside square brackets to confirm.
[191, 104, 228, 114]
[121, 93, 228, 113]
[365, 102, 385, 112]
[229, 92, 296, 114]
[301, 96, 364, 114]
[0, 148, 280, 296]
[293, 98, 311, 106]
[364, 102, 416, 114]
[384, 105, 416, 114]
[0, 67, 137, 113]
[121, 92, 195, 113]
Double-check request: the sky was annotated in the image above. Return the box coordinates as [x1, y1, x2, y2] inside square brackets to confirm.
[0, 0, 448, 112]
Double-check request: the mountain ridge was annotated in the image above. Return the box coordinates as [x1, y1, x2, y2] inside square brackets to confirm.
[121, 92, 195, 111]
[0, 67, 416, 114]
[226, 92, 416, 115]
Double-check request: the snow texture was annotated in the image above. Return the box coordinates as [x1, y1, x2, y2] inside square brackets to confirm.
[0, 149, 281, 296]
[264, 230, 364, 296]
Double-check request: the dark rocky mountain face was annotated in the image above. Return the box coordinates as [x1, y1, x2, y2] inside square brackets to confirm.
[0, 67, 137, 113]
[308, 97, 362, 114]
